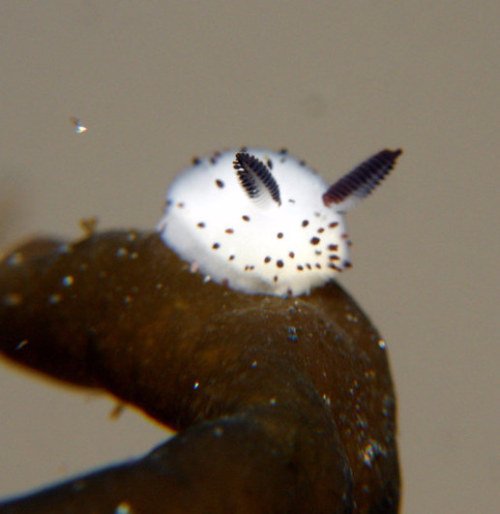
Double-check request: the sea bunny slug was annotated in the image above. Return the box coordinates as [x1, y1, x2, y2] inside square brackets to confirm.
[158, 148, 402, 297]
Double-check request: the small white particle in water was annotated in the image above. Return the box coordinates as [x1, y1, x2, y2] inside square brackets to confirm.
[193, 381, 200, 389]
[3, 293, 23, 306]
[123, 295, 133, 304]
[115, 501, 133, 514]
[127, 232, 137, 242]
[62, 275, 74, 287]
[70, 117, 88, 134]
[116, 247, 128, 257]
[378, 339, 386, 349]
[269, 397, 277, 405]
[251, 360, 258, 368]
[322, 394, 331, 406]
[48, 293, 62, 305]
[130, 252, 139, 260]
[155, 282, 164, 290]
[16, 339, 29, 350]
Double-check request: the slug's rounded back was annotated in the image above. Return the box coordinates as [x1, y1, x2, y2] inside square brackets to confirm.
[158, 148, 402, 297]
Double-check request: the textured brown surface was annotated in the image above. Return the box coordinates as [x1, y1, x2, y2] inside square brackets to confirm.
[0, 231, 398, 513]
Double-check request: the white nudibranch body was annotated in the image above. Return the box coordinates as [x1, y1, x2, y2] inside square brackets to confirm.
[158, 147, 402, 297]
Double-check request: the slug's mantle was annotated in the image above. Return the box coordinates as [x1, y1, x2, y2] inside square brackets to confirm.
[158, 148, 402, 297]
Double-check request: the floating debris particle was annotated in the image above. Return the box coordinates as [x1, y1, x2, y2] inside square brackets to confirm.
[70, 116, 88, 134]
[79, 217, 98, 237]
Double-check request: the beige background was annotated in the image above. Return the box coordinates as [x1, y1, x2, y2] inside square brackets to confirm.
[1, 1, 498, 512]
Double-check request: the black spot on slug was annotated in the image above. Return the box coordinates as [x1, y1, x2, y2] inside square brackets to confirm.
[215, 179, 225, 188]
[310, 237, 320, 245]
